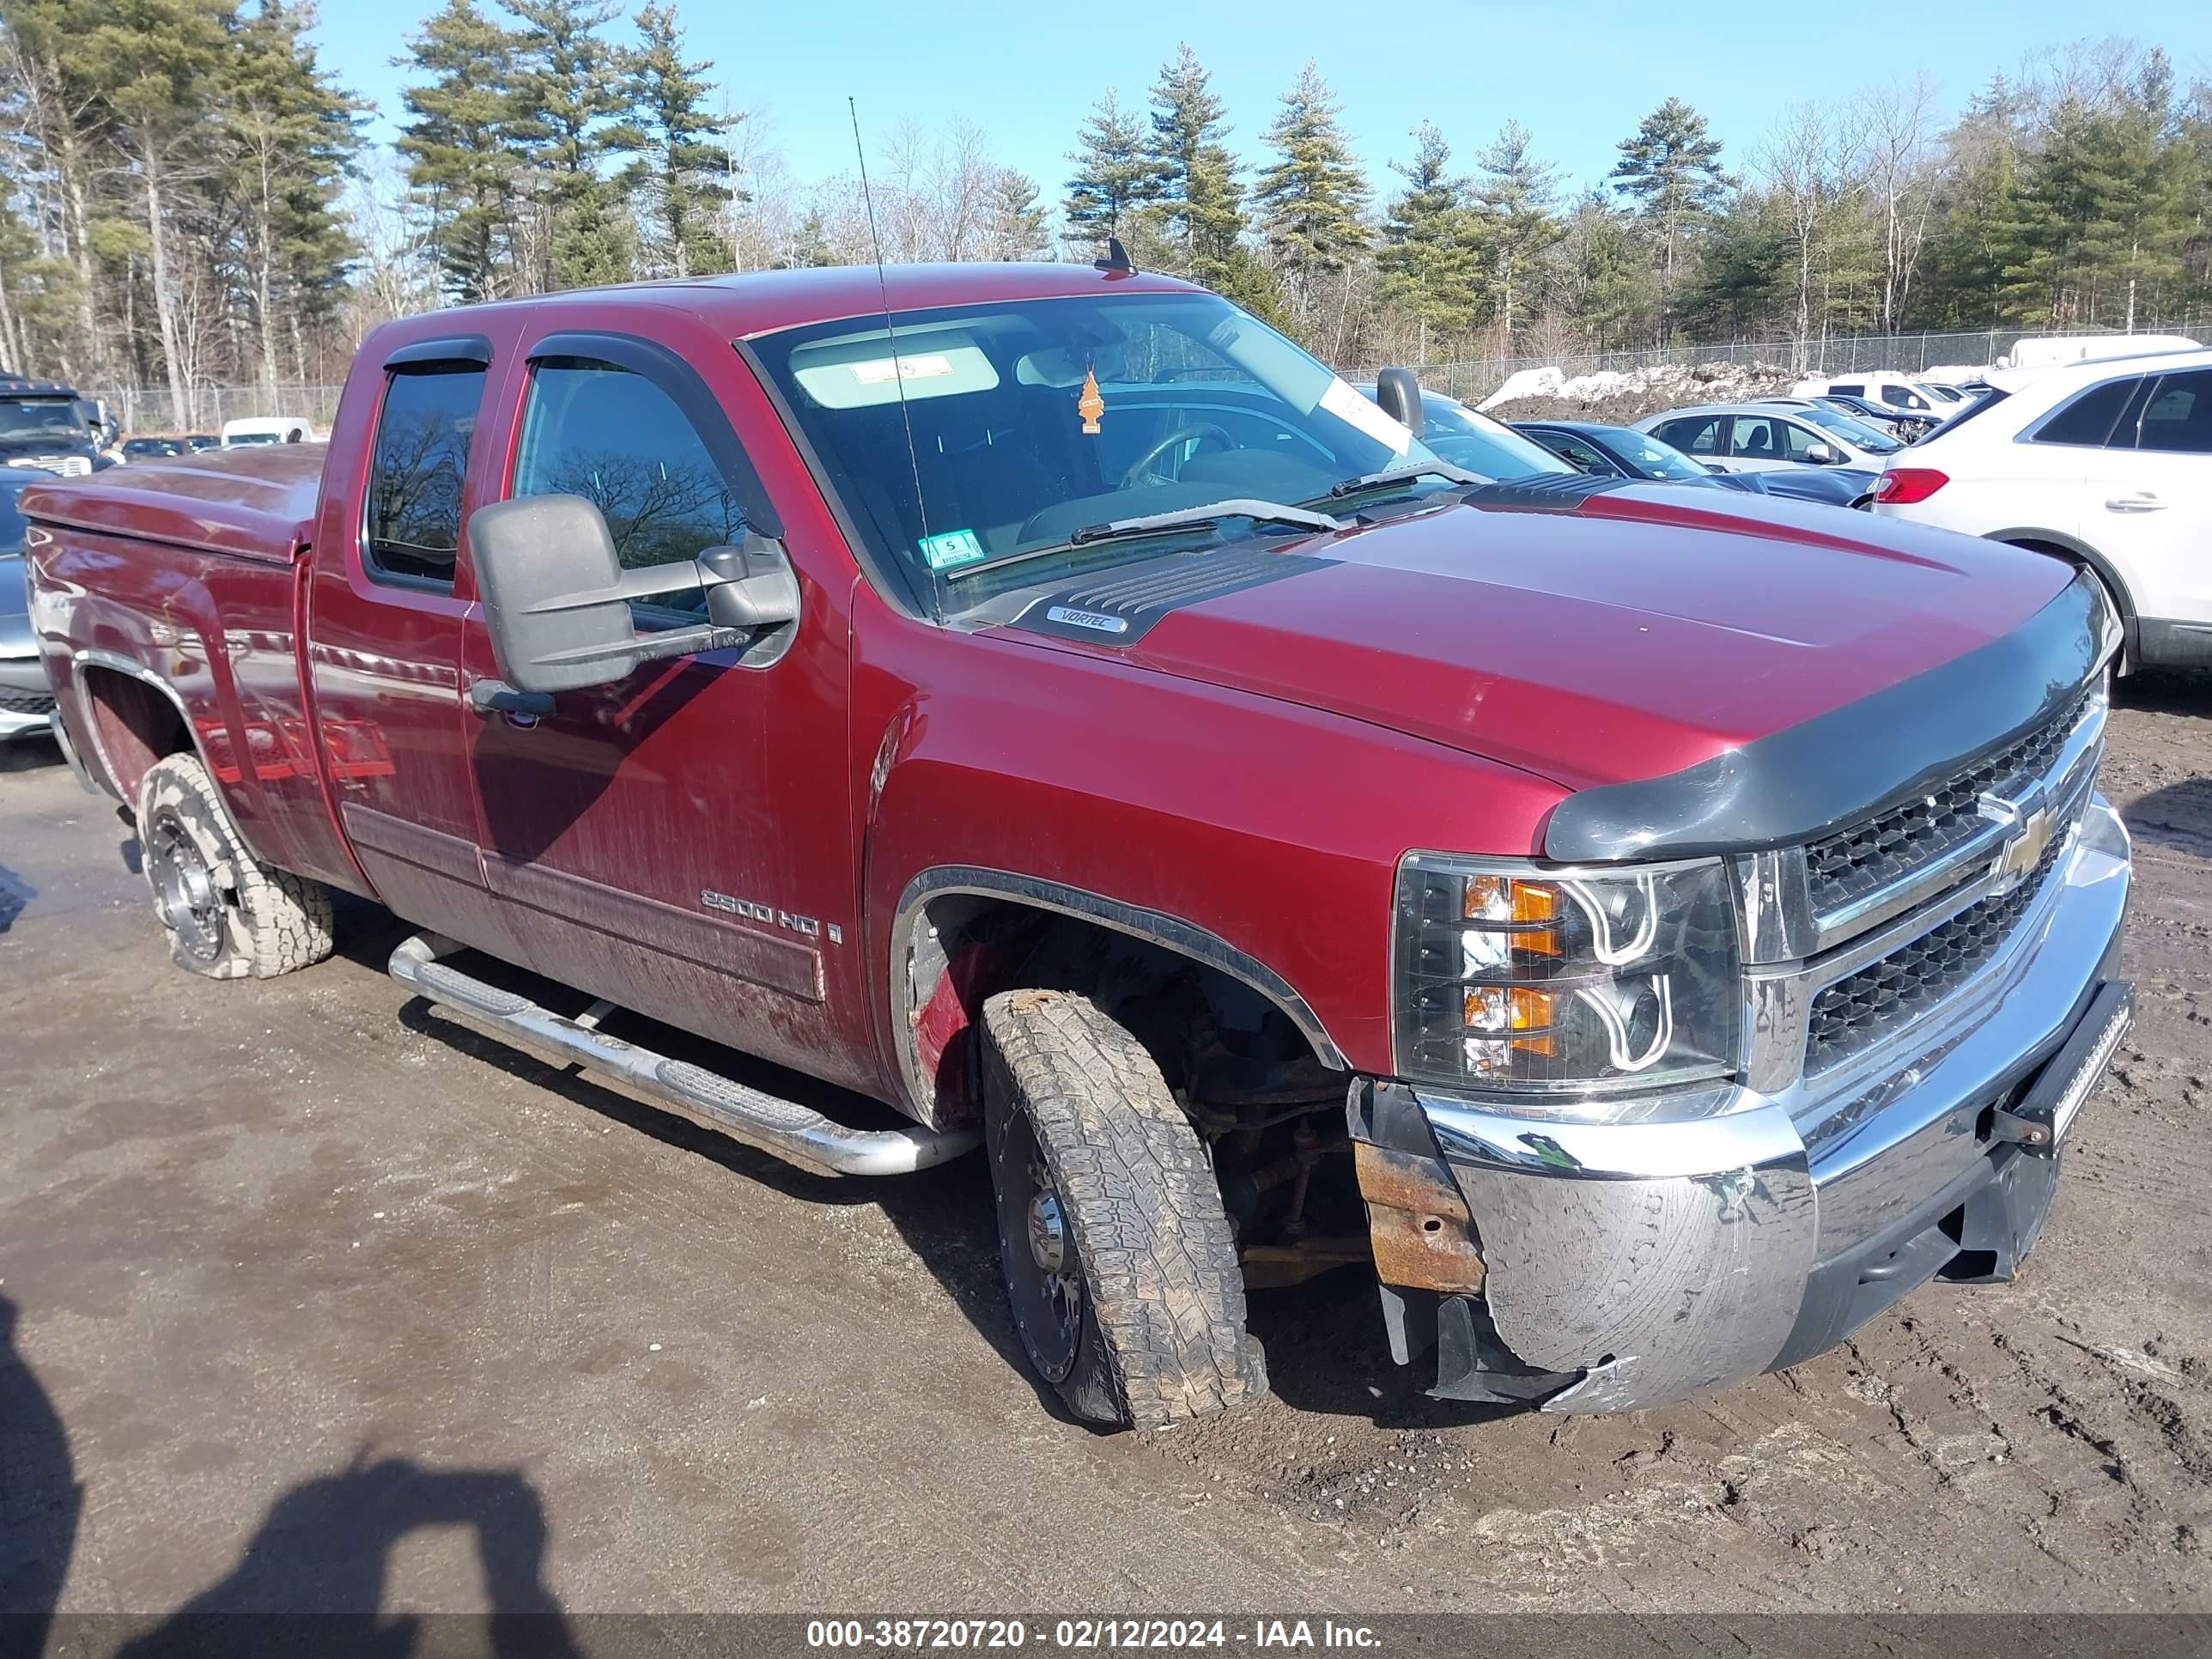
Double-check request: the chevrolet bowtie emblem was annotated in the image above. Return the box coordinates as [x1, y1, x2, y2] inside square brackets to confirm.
[1982, 789, 2053, 894]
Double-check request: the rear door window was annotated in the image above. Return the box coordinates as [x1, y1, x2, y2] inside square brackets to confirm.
[511, 357, 754, 623]
[2032, 377, 2140, 449]
[363, 362, 487, 587]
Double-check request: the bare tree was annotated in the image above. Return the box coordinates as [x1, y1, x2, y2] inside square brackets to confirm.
[1857, 76, 1942, 331]
[1759, 101, 1869, 368]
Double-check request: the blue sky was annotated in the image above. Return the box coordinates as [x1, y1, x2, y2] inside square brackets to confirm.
[313, 2, 2212, 205]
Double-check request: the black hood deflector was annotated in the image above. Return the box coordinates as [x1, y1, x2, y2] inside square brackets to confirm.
[1541, 572, 2115, 861]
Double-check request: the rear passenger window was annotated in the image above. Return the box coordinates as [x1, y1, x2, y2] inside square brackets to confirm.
[512, 358, 751, 623]
[2033, 378, 2136, 448]
[364, 363, 485, 586]
[1830, 383, 1863, 398]
[2136, 371, 2212, 454]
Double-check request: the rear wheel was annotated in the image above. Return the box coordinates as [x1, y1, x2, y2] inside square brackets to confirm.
[137, 753, 335, 979]
[980, 987, 1264, 1429]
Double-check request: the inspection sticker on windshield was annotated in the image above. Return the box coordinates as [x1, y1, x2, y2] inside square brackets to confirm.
[919, 528, 988, 570]
[1319, 376, 1413, 456]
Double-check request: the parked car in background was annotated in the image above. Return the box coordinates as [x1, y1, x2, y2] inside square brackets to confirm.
[1800, 373, 1960, 416]
[1872, 347, 2212, 672]
[185, 434, 221, 451]
[121, 436, 189, 460]
[1, 469, 58, 741]
[1514, 419, 1875, 507]
[1804, 393, 1940, 442]
[0, 374, 113, 478]
[21, 263, 2134, 1433]
[220, 416, 314, 447]
[1639, 402, 1905, 475]
[1356, 383, 1569, 478]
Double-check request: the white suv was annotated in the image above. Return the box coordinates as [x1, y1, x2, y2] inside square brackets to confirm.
[1871, 349, 2212, 672]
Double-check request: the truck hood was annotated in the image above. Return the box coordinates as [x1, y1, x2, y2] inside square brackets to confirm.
[1065, 484, 2077, 794]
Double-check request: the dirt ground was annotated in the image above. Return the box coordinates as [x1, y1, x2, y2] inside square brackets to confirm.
[2, 677, 2209, 1627]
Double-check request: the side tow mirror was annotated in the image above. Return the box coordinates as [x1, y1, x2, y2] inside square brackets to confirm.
[1375, 366, 1424, 436]
[467, 495, 800, 702]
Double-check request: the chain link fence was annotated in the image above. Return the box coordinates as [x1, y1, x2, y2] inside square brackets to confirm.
[81, 383, 347, 437]
[1344, 319, 2211, 404]
[78, 318, 2211, 435]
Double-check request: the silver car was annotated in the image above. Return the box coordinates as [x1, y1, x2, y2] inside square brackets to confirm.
[0, 472, 56, 741]
[1636, 401, 1905, 475]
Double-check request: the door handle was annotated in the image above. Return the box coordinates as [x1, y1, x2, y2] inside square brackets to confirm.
[2106, 494, 2167, 513]
[468, 678, 555, 718]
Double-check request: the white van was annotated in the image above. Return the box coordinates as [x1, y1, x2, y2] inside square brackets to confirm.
[1999, 334, 2200, 374]
[1797, 373, 1960, 415]
[221, 416, 314, 447]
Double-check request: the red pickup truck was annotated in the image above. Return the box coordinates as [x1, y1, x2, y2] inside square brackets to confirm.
[22, 263, 2133, 1429]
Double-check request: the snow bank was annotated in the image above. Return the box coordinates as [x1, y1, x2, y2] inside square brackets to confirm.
[1479, 358, 1798, 424]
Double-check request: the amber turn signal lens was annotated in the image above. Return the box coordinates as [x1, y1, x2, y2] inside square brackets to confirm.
[1463, 986, 1559, 1057]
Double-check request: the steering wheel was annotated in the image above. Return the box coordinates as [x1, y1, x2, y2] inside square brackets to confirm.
[1120, 423, 1233, 488]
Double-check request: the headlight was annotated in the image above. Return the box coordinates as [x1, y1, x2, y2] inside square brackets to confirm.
[1393, 854, 1741, 1102]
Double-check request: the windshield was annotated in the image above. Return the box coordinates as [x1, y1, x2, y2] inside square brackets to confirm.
[1797, 405, 1902, 453]
[227, 432, 280, 446]
[1604, 428, 1709, 481]
[1412, 395, 1564, 480]
[0, 398, 88, 444]
[750, 292, 1443, 617]
[0, 477, 34, 551]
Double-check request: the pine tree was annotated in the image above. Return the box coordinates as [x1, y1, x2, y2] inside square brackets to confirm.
[986, 170, 1048, 260]
[1376, 123, 1478, 355]
[225, 1, 362, 386]
[1471, 120, 1561, 351]
[621, 3, 733, 279]
[1252, 63, 1369, 287]
[1146, 44, 1245, 281]
[1559, 193, 1654, 350]
[1608, 97, 1731, 341]
[398, 0, 526, 303]
[505, 0, 633, 289]
[78, 0, 233, 425]
[1063, 88, 1153, 252]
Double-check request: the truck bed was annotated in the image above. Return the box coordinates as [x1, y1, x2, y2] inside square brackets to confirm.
[21, 445, 324, 564]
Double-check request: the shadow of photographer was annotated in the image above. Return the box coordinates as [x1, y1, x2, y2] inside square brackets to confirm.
[114, 1451, 581, 1659]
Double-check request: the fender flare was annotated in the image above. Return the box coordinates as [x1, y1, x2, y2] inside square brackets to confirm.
[889, 865, 1347, 1122]
[67, 647, 204, 805]
[1982, 527, 2137, 651]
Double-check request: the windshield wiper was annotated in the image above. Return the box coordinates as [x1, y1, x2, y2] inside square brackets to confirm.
[941, 498, 1341, 583]
[1304, 461, 1489, 507]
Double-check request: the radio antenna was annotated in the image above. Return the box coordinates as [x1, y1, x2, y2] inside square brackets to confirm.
[849, 97, 933, 564]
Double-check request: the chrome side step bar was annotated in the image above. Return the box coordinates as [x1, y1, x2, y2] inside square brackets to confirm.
[387, 933, 977, 1178]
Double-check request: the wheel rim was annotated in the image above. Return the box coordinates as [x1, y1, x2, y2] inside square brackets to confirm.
[149, 810, 225, 964]
[995, 1113, 1084, 1382]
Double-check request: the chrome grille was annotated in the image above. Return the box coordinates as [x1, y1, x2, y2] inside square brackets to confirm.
[7, 455, 89, 477]
[1804, 685, 2090, 917]
[1805, 832, 2068, 1073]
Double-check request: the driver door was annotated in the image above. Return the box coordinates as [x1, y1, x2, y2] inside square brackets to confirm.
[456, 316, 872, 1091]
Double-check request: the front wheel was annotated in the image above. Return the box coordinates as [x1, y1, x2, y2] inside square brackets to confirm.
[979, 987, 1264, 1429]
[137, 752, 335, 979]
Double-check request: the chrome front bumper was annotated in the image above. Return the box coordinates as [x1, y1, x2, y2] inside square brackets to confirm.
[1410, 796, 2132, 1414]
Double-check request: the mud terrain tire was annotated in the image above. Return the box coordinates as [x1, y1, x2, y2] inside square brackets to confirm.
[979, 986, 1264, 1429]
[137, 753, 335, 980]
